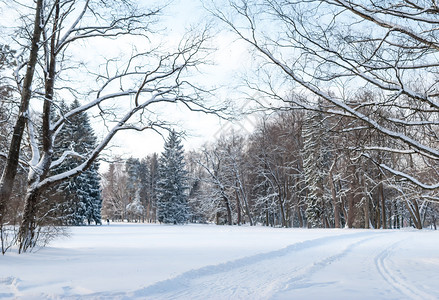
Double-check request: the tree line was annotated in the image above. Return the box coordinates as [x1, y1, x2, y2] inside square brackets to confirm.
[103, 107, 439, 230]
[102, 131, 190, 225]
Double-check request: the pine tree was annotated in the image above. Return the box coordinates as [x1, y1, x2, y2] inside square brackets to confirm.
[125, 157, 146, 222]
[137, 159, 149, 221]
[68, 99, 102, 225]
[157, 130, 189, 224]
[146, 153, 159, 222]
[46, 99, 102, 225]
[42, 101, 75, 224]
[125, 157, 140, 196]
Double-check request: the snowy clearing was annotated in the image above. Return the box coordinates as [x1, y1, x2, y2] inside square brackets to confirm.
[0, 224, 438, 299]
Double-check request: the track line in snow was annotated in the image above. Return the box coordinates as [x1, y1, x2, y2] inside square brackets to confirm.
[127, 231, 381, 299]
[278, 234, 376, 293]
[195, 233, 379, 300]
[374, 239, 437, 300]
[66, 232, 378, 300]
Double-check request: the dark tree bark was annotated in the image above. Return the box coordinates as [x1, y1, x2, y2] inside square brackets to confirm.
[235, 190, 241, 225]
[347, 165, 358, 228]
[378, 180, 386, 229]
[406, 199, 423, 230]
[0, 0, 43, 227]
[224, 195, 232, 226]
[329, 160, 340, 228]
[17, 1, 60, 252]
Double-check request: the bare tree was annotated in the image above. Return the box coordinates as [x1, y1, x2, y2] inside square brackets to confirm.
[101, 161, 130, 221]
[0, 0, 44, 240]
[211, 0, 439, 192]
[195, 144, 234, 225]
[0, 0, 220, 252]
[220, 133, 254, 225]
[247, 112, 304, 227]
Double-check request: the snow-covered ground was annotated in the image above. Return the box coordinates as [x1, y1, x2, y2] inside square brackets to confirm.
[1, 224, 438, 299]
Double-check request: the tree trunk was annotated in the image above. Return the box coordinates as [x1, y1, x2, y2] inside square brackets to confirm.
[265, 203, 269, 226]
[278, 195, 287, 227]
[223, 196, 232, 225]
[376, 206, 381, 229]
[364, 195, 370, 229]
[18, 188, 42, 253]
[17, 1, 60, 253]
[329, 171, 340, 228]
[346, 167, 357, 228]
[297, 205, 304, 228]
[235, 190, 241, 225]
[378, 181, 386, 229]
[338, 179, 348, 227]
[347, 191, 355, 228]
[241, 191, 253, 226]
[323, 217, 330, 228]
[405, 199, 422, 229]
[0, 0, 43, 225]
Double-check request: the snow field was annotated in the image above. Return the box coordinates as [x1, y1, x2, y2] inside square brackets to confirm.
[0, 224, 438, 299]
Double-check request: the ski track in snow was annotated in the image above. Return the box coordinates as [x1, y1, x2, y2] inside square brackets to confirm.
[374, 239, 437, 300]
[75, 231, 387, 300]
[274, 234, 373, 293]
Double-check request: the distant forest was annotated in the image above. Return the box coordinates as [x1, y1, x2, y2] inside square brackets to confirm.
[102, 108, 439, 231]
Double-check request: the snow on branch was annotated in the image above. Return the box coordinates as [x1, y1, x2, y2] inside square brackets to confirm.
[49, 150, 85, 169]
[362, 153, 439, 190]
[352, 146, 439, 161]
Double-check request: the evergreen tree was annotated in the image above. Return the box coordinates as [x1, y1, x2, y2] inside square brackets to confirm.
[125, 157, 145, 221]
[157, 130, 189, 224]
[37, 100, 76, 225]
[69, 99, 102, 225]
[146, 153, 159, 222]
[137, 158, 149, 221]
[125, 157, 140, 196]
[46, 99, 102, 225]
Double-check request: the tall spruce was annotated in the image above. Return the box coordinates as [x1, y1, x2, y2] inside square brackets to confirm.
[47, 99, 102, 225]
[137, 159, 149, 221]
[146, 153, 159, 222]
[157, 130, 189, 224]
[125, 158, 145, 221]
[44, 101, 75, 224]
[69, 99, 102, 225]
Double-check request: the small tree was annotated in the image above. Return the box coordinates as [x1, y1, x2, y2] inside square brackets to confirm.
[126, 189, 144, 222]
[157, 130, 189, 224]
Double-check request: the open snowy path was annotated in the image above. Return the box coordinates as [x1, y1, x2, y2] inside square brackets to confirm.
[0, 224, 438, 299]
[120, 230, 439, 300]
